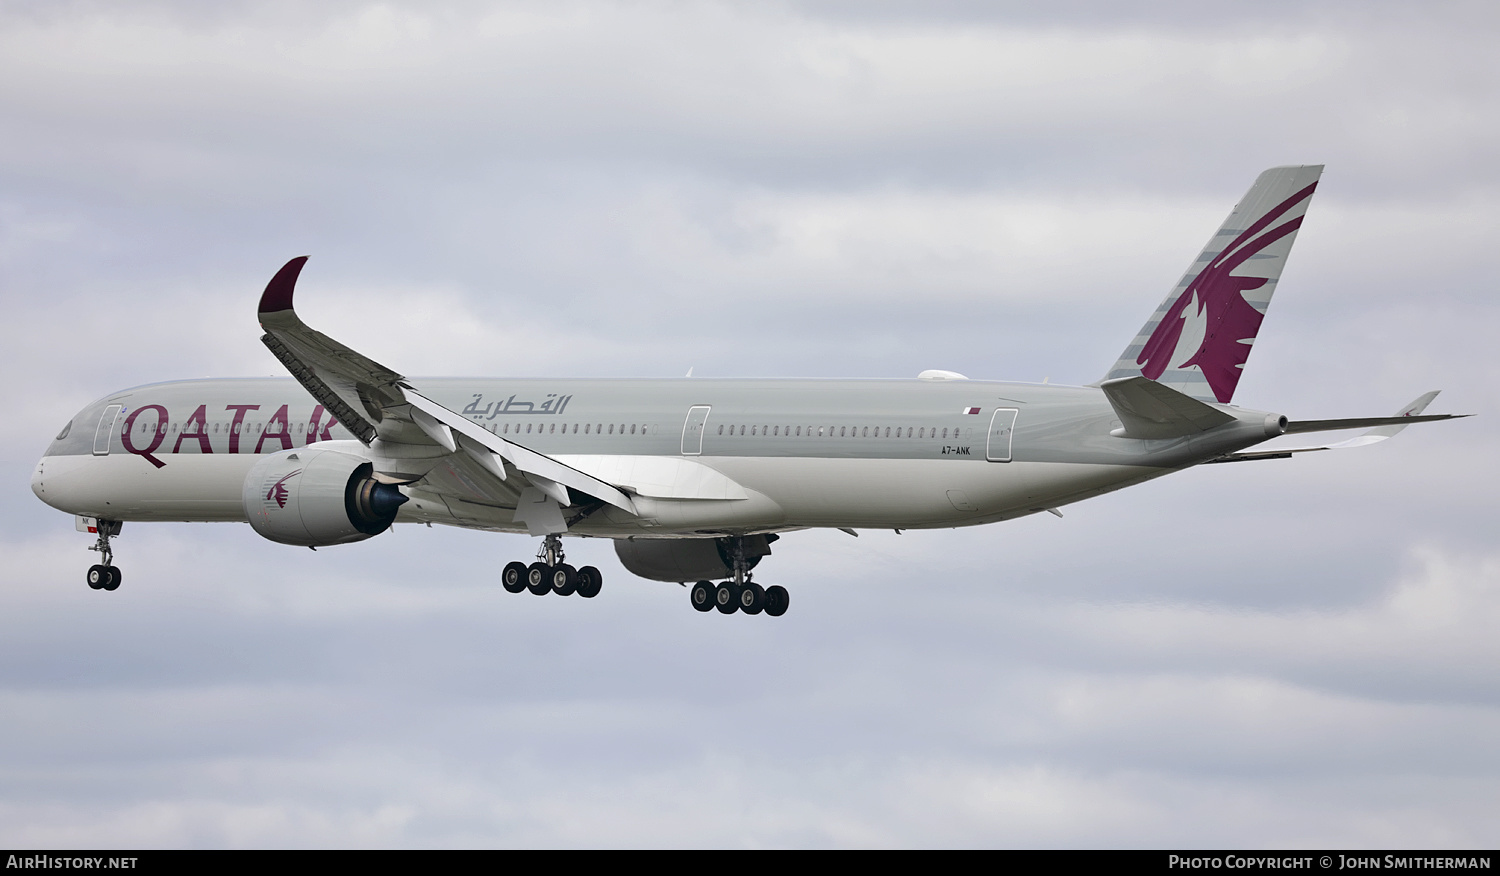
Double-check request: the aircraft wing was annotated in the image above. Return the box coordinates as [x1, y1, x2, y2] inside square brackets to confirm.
[255, 257, 638, 530]
[1210, 391, 1468, 463]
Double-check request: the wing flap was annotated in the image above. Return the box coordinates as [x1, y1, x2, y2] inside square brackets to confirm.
[403, 390, 637, 514]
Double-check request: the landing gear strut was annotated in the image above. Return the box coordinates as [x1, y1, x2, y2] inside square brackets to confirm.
[691, 535, 789, 618]
[501, 534, 602, 599]
[85, 519, 122, 592]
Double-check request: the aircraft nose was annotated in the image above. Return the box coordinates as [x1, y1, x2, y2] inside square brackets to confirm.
[31, 459, 46, 500]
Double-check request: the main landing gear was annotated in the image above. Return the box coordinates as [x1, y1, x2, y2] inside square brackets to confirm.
[501, 533, 602, 599]
[85, 519, 122, 592]
[689, 536, 789, 618]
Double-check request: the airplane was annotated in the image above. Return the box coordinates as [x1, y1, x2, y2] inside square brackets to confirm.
[30, 165, 1467, 616]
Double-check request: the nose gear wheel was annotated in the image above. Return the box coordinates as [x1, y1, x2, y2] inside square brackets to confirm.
[83, 519, 123, 592]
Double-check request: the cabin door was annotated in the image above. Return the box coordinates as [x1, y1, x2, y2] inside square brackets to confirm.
[681, 405, 711, 455]
[986, 408, 1018, 463]
[93, 405, 124, 456]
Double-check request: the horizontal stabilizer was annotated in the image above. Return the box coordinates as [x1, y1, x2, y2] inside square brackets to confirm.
[1101, 376, 1236, 439]
[1211, 391, 1468, 463]
[1284, 414, 1464, 434]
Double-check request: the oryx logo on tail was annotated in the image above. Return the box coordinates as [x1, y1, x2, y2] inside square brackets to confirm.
[1103, 165, 1324, 404]
[1138, 181, 1317, 402]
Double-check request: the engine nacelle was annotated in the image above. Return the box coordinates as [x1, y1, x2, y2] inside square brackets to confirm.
[614, 535, 773, 583]
[242, 448, 408, 547]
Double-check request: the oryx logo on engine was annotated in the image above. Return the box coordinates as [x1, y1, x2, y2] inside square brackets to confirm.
[265, 470, 302, 509]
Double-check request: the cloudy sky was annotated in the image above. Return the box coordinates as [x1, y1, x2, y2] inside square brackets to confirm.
[2, 0, 1496, 848]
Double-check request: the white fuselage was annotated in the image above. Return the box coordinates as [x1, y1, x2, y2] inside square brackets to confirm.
[33, 376, 1277, 538]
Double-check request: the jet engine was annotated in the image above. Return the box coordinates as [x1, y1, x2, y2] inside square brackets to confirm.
[242, 448, 407, 547]
[614, 535, 774, 583]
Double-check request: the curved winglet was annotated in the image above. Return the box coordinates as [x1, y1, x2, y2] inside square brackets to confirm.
[259, 256, 309, 315]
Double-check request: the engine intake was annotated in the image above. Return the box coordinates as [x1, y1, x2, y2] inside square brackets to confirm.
[242, 448, 408, 547]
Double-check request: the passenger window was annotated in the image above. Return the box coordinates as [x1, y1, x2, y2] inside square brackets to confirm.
[717, 425, 723, 435]
[630, 424, 636, 434]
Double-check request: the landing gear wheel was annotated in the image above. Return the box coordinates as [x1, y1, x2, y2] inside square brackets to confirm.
[101, 566, 120, 592]
[739, 582, 766, 615]
[502, 561, 528, 594]
[715, 582, 740, 614]
[575, 566, 603, 599]
[550, 563, 578, 596]
[764, 585, 789, 617]
[87, 565, 106, 590]
[690, 580, 715, 612]
[526, 562, 551, 595]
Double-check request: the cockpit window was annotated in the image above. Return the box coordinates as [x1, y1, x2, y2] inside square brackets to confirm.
[56, 420, 72, 441]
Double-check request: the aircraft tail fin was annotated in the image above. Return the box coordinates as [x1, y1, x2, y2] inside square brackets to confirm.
[1103, 165, 1324, 403]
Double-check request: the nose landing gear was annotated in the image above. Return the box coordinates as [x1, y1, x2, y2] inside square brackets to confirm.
[84, 518, 122, 591]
